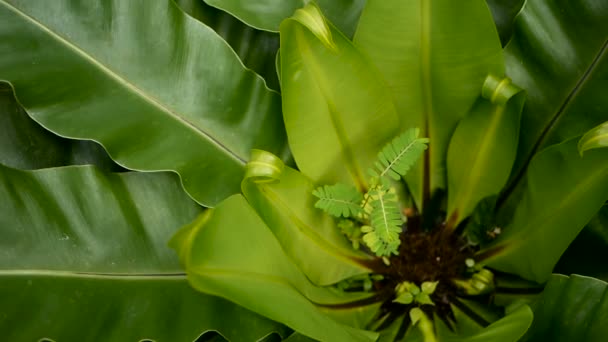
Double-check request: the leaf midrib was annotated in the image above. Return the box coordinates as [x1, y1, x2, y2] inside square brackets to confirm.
[0, 269, 187, 280]
[1, 0, 246, 165]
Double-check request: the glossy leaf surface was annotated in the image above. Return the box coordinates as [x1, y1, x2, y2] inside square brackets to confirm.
[204, 0, 365, 37]
[447, 76, 525, 227]
[354, 0, 504, 208]
[0, 276, 288, 342]
[175, 0, 280, 90]
[521, 274, 608, 342]
[0, 165, 286, 341]
[485, 0, 525, 46]
[171, 195, 379, 342]
[0, 0, 287, 207]
[241, 151, 375, 286]
[506, 0, 608, 186]
[437, 305, 533, 342]
[280, 3, 399, 191]
[0, 83, 120, 171]
[483, 137, 608, 283]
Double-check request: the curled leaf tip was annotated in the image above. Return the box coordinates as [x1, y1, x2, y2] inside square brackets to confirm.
[577, 121, 608, 156]
[481, 74, 521, 106]
[244, 149, 285, 184]
[292, 3, 338, 53]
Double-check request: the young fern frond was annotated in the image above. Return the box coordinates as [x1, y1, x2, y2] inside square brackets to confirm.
[313, 183, 364, 218]
[369, 128, 429, 182]
[361, 185, 403, 257]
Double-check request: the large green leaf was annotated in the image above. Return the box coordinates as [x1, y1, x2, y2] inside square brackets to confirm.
[505, 0, 608, 191]
[1, 276, 288, 342]
[0, 165, 286, 341]
[521, 274, 608, 342]
[354, 0, 504, 208]
[446, 76, 525, 228]
[0, 0, 288, 207]
[481, 137, 608, 283]
[204, 0, 365, 37]
[0, 83, 120, 171]
[241, 150, 376, 286]
[436, 305, 533, 342]
[171, 195, 379, 342]
[280, 3, 399, 191]
[175, 0, 280, 90]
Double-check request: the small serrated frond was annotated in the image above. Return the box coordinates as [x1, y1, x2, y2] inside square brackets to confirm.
[362, 185, 403, 256]
[312, 183, 364, 218]
[369, 128, 429, 181]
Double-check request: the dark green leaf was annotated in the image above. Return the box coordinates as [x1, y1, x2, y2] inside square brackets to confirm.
[554, 205, 608, 282]
[506, 0, 608, 191]
[485, 0, 525, 46]
[203, 0, 365, 37]
[0, 0, 288, 207]
[175, 0, 280, 90]
[521, 274, 608, 342]
[0, 83, 120, 171]
[0, 164, 286, 341]
[354, 0, 504, 208]
[0, 276, 289, 342]
[482, 137, 608, 283]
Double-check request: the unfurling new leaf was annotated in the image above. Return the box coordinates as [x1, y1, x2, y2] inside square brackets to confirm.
[362, 185, 403, 257]
[313, 183, 364, 218]
[369, 128, 429, 182]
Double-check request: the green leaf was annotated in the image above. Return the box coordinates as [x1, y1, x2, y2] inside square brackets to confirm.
[354, 0, 504, 208]
[506, 0, 608, 190]
[0, 0, 287, 207]
[578, 121, 608, 155]
[521, 274, 608, 342]
[280, 3, 399, 192]
[485, 0, 525, 46]
[175, 0, 281, 90]
[204, 0, 303, 32]
[436, 305, 533, 342]
[241, 150, 375, 286]
[481, 137, 608, 283]
[447, 76, 526, 228]
[369, 128, 429, 182]
[364, 186, 403, 257]
[170, 195, 379, 342]
[0, 83, 120, 171]
[204, 0, 365, 37]
[313, 183, 365, 218]
[554, 206, 608, 282]
[0, 165, 286, 341]
[0, 276, 289, 342]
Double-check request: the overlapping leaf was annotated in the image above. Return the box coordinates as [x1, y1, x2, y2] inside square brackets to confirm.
[521, 274, 608, 342]
[0, 83, 120, 171]
[481, 136, 608, 283]
[280, 3, 399, 191]
[241, 150, 375, 286]
[0, 164, 287, 341]
[0, 0, 287, 207]
[354, 0, 504, 208]
[505, 0, 608, 188]
[447, 76, 526, 227]
[170, 195, 379, 342]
